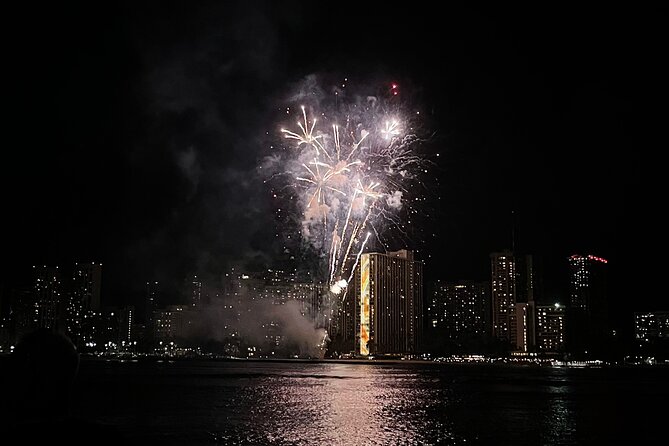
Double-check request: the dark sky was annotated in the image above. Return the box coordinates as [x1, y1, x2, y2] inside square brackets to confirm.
[2, 2, 665, 326]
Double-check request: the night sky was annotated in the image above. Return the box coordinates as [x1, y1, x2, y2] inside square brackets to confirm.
[2, 2, 664, 329]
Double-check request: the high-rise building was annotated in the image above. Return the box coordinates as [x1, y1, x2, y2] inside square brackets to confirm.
[33, 265, 63, 330]
[569, 255, 608, 311]
[146, 281, 159, 326]
[337, 285, 357, 353]
[73, 262, 102, 311]
[67, 262, 102, 345]
[513, 254, 537, 353]
[65, 292, 83, 343]
[567, 254, 609, 355]
[490, 251, 516, 342]
[428, 281, 489, 343]
[634, 311, 669, 345]
[536, 303, 565, 354]
[491, 252, 537, 352]
[515, 255, 535, 303]
[119, 306, 135, 343]
[357, 250, 423, 356]
[189, 276, 202, 308]
[510, 302, 535, 353]
[5, 288, 35, 342]
[97, 308, 120, 349]
[78, 307, 119, 350]
[154, 305, 193, 340]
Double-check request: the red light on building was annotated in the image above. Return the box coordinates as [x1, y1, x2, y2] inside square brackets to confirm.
[587, 255, 608, 264]
[569, 254, 608, 264]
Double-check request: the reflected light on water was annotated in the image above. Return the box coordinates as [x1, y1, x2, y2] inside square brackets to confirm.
[69, 360, 669, 445]
[213, 363, 459, 445]
[324, 364, 422, 445]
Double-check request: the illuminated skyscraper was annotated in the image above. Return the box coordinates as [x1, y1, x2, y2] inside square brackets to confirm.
[490, 251, 516, 342]
[515, 255, 537, 303]
[154, 305, 192, 340]
[536, 303, 565, 354]
[491, 251, 536, 352]
[189, 276, 202, 308]
[73, 262, 102, 311]
[66, 262, 102, 346]
[428, 281, 489, 342]
[567, 254, 609, 355]
[634, 311, 669, 345]
[146, 281, 159, 326]
[67, 262, 102, 345]
[569, 255, 607, 311]
[120, 306, 135, 343]
[357, 250, 423, 356]
[510, 301, 535, 353]
[33, 265, 63, 330]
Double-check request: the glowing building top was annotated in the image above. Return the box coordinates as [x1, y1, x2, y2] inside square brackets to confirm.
[568, 254, 608, 311]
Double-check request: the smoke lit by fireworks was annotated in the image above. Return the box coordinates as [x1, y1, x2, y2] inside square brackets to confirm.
[272, 79, 430, 298]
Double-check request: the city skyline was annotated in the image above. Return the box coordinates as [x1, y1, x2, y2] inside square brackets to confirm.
[2, 247, 659, 360]
[0, 247, 658, 354]
[2, 4, 664, 336]
[1, 4, 667, 444]
[1, 248, 625, 306]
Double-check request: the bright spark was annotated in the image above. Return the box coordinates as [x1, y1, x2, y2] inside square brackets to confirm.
[276, 84, 429, 298]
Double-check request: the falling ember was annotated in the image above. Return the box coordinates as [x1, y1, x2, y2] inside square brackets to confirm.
[274, 80, 429, 299]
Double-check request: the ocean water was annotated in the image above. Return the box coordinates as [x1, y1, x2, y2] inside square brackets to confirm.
[69, 359, 667, 445]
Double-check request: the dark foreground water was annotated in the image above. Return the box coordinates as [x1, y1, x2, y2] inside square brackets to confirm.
[68, 359, 667, 445]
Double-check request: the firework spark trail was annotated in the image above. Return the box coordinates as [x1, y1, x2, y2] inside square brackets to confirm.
[277, 85, 428, 297]
[331, 189, 359, 281]
[345, 231, 372, 289]
[328, 219, 340, 280]
[338, 205, 374, 291]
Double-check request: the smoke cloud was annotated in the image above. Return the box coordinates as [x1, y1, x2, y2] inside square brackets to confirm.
[386, 190, 403, 209]
[184, 289, 327, 358]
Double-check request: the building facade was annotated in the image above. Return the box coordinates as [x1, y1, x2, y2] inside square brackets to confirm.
[428, 281, 489, 343]
[33, 265, 63, 330]
[491, 251, 516, 343]
[154, 305, 193, 340]
[536, 304, 565, 354]
[67, 262, 102, 344]
[491, 251, 537, 352]
[145, 281, 159, 327]
[567, 254, 609, 356]
[635, 311, 669, 345]
[358, 250, 423, 356]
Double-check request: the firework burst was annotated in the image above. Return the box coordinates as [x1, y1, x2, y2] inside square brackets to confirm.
[274, 80, 430, 298]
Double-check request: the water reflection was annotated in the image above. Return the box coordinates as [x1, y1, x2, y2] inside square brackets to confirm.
[70, 361, 667, 445]
[324, 364, 446, 445]
[213, 363, 462, 445]
[540, 371, 576, 445]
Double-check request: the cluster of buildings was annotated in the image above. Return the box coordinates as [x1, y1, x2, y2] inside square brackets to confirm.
[0, 265, 332, 357]
[426, 252, 597, 357]
[0, 261, 200, 354]
[428, 252, 668, 360]
[1, 250, 667, 361]
[0, 262, 110, 350]
[331, 250, 608, 359]
[634, 312, 669, 347]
